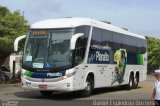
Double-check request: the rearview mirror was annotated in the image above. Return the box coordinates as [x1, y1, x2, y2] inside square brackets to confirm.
[14, 35, 27, 52]
[70, 33, 84, 50]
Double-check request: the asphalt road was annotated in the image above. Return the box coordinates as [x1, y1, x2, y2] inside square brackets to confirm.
[0, 75, 156, 106]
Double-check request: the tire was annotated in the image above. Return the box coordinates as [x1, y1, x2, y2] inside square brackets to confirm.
[126, 74, 134, 90]
[133, 75, 139, 89]
[40, 91, 53, 97]
[80, 77, 93, 97]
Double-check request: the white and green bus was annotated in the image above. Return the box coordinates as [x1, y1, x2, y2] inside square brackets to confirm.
[21, 18, 147, 97]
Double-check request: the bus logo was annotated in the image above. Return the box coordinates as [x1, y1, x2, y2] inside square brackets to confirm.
[88, 50, 110, 63]
[47, 72, 63, 77]
[96, 51, 109, 62]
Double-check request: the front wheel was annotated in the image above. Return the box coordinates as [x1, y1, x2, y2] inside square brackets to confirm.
[40, 91, 53, 97]
[80, 77, 93, 97]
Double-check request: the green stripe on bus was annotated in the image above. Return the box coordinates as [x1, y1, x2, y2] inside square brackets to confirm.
[24, 71, 33, 77]
[137, 54, 144, 65]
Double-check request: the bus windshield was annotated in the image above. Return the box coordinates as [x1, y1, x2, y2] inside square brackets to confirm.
[23, 29, 74, 71]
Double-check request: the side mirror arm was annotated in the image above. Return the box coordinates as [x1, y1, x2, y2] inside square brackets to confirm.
[70, 33, 84, 50]
[14, 35, 27, 52]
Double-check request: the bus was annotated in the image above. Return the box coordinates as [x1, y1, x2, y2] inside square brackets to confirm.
[21, 18, 147, 97]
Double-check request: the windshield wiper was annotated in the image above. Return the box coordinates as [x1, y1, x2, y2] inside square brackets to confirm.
[33, 43, 40, 62]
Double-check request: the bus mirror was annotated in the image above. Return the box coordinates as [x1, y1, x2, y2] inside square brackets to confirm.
[14, 35, 27, 52]
[70, 33, 84, 50]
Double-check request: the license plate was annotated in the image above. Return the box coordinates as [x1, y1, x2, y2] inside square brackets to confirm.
[39, 84, 47, 89]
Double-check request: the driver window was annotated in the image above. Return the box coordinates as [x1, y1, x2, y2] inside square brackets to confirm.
[74, 37, 85, 65]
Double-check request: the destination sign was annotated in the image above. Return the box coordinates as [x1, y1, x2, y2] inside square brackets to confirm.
[32, 31, 47, 35]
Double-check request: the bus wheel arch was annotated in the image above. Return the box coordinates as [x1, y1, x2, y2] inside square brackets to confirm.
[81, 72, 94, 97]
[87, 73, 94, 88]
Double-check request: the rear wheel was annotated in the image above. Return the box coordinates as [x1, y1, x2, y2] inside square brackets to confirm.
[126, 74, 134, 90]
[40, 91, 53, 97]
[134, 75, 139, 88]
[80, 77, 93, 97]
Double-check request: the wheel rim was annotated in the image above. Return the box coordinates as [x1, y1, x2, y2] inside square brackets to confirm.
[135, 78, 137, 85]
[85, 81, 91, 92]
[129, 78, 133, 87]
[134, 77, 138, 87]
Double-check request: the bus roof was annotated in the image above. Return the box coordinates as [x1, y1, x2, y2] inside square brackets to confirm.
[30, 17, 145, 40]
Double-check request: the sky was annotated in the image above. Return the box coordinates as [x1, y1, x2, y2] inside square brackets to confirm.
[1, 0, 160, 38]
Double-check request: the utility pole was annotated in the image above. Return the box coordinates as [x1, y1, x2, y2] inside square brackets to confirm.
[22, 11, 25, 17]
[22, 11, 25, 23]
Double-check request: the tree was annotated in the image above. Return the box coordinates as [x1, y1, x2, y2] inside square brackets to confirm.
[146, 36, 160, 74]
[0, 6, 9, 17]
[0, 6, 29, 58]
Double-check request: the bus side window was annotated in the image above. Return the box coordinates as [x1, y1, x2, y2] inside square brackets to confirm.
[74, 37, 84, 65]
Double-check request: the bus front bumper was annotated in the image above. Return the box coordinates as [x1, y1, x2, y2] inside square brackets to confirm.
[21, 76, 74, 92]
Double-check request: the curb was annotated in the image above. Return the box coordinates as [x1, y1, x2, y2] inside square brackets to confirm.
[0, 83, 21, 88]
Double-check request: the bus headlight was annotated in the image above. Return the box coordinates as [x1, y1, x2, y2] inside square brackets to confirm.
[65, 69, 77, 78]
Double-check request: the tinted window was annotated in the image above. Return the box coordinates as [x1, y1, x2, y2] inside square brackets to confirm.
[141, 39, 147, 53]
[88, 27, 146, 65]
[73, 38, 84, 65]
[91, 27, 102, 47]
[121, 35, 129, 51]
[112, 33, 122, 50]
[74, 26, 90, 65]
[102, 30, 113, 49]
[75, 26, 90, 48]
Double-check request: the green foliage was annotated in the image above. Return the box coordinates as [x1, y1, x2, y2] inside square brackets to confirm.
[0, 37, 13, 57]
[146, 36, 160, 74]
[0, 6, 29, 57]
[0, 6, 9, 17]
